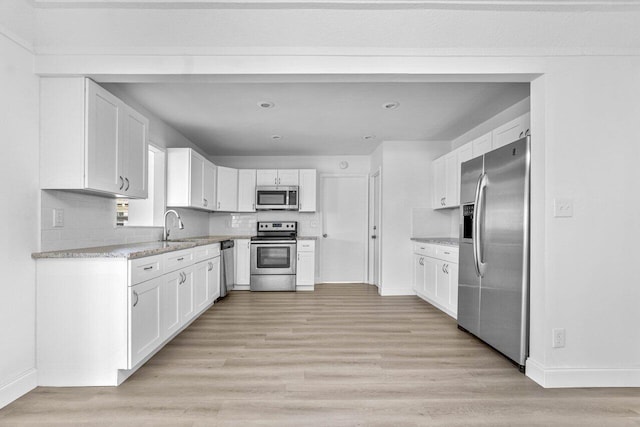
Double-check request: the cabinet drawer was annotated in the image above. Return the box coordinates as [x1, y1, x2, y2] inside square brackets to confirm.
[435, 246, 459, 263]
[164, 249, 195, 273]
[297, 240, 315, 252]
[130, 255, 164, 285]
[414, 243, 435, 257]
[194, 243, 221, 262]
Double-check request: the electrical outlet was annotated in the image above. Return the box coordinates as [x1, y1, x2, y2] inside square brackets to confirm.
[52, 209, 64, 228]
[554, 198, 574, 218]
[552, 328, 566, 348]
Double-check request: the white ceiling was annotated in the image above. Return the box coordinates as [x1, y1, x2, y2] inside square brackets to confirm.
[108, 81, 529, 156]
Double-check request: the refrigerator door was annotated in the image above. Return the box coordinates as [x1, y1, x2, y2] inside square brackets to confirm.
[478, 136, 530, 366]
[457, 157, 484, 335]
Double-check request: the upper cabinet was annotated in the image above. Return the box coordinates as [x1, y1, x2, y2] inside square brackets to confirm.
[256, 169, 299, 186]
[298, 169, 317, 212]
[492, 113, 530, 150]
[215, 166, 238, 212]
[167, 148, 217, 211]
[41, 77, 149, 198]
[432, 113, 530, 210]
[237, 169, 257, 212]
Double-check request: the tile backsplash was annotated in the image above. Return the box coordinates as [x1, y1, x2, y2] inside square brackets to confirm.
[41, 190, 209, 251]
[209, 211, 322, 237]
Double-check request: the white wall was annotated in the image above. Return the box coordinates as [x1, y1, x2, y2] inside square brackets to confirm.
[0, 32, 39, 407]
[374, 141, 452, 296]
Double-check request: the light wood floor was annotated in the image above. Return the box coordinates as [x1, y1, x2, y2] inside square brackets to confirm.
[2, 284, 640, 426]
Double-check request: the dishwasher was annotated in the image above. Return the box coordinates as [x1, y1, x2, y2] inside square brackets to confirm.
[220, 240, 235, 298]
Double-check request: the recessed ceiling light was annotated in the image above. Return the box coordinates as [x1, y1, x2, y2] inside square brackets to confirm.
[362, 135, 376, 141]
[382, 101, 400, 110]
[258, 101, 275, 109]
[271, 135, 282, 141]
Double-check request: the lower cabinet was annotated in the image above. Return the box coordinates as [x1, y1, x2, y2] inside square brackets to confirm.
[296, 240, 316, 291]
[36, 243, 221, 387]
[413, 242, 459, 319]
[234, 238, 251, 290]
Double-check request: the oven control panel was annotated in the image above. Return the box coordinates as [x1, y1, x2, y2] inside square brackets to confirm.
[258, 221, 298, 231]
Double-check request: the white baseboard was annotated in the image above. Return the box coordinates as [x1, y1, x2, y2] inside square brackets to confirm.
[379, 286, 414, 296]
[232, 285, 250, 291]
[0, 369, 37, 409]
[526, 358, 640, 388]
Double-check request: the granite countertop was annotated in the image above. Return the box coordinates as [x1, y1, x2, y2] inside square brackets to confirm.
[32, 235, 255, 260]
[411, 237, 460, 247]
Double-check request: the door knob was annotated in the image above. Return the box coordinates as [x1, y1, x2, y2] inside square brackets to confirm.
[371, 235, 377, 239]
[323, 234, 328, 238]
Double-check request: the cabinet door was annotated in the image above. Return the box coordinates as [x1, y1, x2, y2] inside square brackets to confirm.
[203, 161, 216, 211]
[234, 239, 251, 286]
[472, 132, 492, 157]
[237, 169, 257, 212]
[163, 271, 181, 338]
[298, 169, 317, 212]
[423, 257, 438, 299]
[436, 260, 450, 309]
[432, 157, 445, 209]
[207, 256, 221, 303]
[296, 249, 315, 287]
[129, 277, 163, 368]
[190, 151, 204, 209]
[86, 80, 121, 194]
[277, 169, 299, 186]
[256, 170, 278, 186]
[120, 105, 149, 199]
[193, 261, 209, 313]
[216, 166, 238, 211]
[449, 262, 459, 316]
[413, 254, 426, 293]
[444, 151, 458, 207]
[179, 267, 195, 326]
[492, 113, 530, 150]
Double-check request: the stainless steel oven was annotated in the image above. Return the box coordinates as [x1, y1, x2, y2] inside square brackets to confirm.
[250, 221, 297, 291]
[255, 186, 299, 210]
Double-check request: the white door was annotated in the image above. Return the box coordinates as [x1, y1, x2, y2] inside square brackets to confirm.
[193, 261, 209, 313]
[237, 169, 257, 212]
[190, 151, 204, 208]
[120, 105, 148, 198]
[369, 170, 381, 286]
[256, 169, 278, 186]
[298, 169, 317, 212]
[207, 256, 221, 302]
[320, 175, 368, 283]
[203, 161, 216, 211]
[128, 277, 162, 368]
[277, 169, 299, 186]
[216, 166, 238, 211]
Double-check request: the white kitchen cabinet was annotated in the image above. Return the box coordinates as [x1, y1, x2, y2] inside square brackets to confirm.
[128, 277, 163, 368]
[167, 148, 217, 211]
[216, 166, 239, 211]
[296, 240, 316, 291]
[471, 131, 492, 157]
[234, 239, 251, 290]
[298, 169, 317, 212]
[433, 151, 458, 209]
[492, 113, 530, 150]
[36, 244, 220, 387]
[256, 169, 299, 186]
[41, 77, 149, 198]
[207, 256, 221, 302]
[413, 242, 459, 319]
[237, 169, 257, 212]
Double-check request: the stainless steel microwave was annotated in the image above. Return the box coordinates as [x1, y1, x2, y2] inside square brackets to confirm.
[255, 186, 299, 210]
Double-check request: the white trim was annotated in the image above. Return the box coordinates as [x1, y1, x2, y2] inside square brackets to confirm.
[0, 369, 37, 409]
[525, 358, 640, 388]
[379, 285, 414, 296]
[32, 0, 640, 10]
[0, 24, 34, 54]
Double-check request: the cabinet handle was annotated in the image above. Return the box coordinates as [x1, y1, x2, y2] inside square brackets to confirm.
[177, 257, 184, 261]
[218, 201, 221, 210]
[525, 128, 531, 137]
[298, 253, 300, 261]
[444, 252, 450, 255]
[252, 203, 255, 210]
[143, 266, 153, 271]
[119, 176, 124, 190]
[125, 177, 130, 191]
[133, 290, 139, 307]
[519, 131, 524, 138]
[208, 262, 213, 271]
[443, 197, 446, 205]
[203, 198, 208, 207]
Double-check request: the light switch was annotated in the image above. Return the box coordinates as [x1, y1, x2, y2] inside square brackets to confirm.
[53, 209, 64, 227]
[553, 198, 573, 218]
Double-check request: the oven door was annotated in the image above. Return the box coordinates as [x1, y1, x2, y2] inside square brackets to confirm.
[250, 242, 297, 275]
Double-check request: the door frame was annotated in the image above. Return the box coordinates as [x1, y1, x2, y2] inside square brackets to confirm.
[368, 168, 382, 287]
[319, 173, 370, 284]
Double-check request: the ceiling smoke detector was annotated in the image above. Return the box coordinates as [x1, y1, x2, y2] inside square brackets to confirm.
[258, 101, 275, 109]
[382, 101, 400, 110]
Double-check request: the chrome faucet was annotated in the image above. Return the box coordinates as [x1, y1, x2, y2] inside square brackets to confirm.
[163, 209, 184, 241]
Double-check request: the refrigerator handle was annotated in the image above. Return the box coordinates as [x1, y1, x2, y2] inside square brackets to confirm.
[473, 173, 488, 277]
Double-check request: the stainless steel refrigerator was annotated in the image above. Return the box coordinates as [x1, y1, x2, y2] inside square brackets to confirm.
[458, 136, 530, 372]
